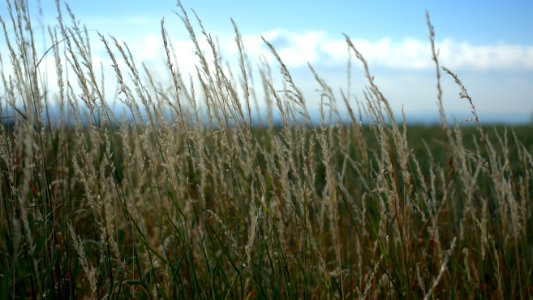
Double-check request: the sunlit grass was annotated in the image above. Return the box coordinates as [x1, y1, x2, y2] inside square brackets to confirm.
[1, 0, 532, 298]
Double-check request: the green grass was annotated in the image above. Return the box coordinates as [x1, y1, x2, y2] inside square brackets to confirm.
[1, 0, 533, 298]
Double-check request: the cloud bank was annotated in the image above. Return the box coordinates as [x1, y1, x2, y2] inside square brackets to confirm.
[5, 27, 531, 123]
[255, 30, 533, 71]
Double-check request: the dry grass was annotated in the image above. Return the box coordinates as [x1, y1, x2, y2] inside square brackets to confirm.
[1, 0, 532, 298]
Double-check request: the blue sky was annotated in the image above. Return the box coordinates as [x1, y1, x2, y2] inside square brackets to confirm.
[33, 1, 533, 43]
[3, 0, 533, 123]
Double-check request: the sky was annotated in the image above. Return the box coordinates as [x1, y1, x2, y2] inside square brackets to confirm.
[2, 0, 533, 123]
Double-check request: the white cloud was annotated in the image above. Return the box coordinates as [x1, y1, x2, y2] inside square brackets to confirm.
[3, 25, 532, 122]
[92, 27, 533, 74]
[205, 30, 533, 72]
[259, 30, 327, 66]
[438, 40, 533, 71]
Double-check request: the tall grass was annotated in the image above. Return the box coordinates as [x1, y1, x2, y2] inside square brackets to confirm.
[1, 0, 532, 298]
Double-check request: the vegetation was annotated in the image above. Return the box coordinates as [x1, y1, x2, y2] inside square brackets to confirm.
[1, 0, 532, 298]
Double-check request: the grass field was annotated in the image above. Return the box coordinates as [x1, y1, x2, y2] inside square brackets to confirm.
[1, 1, 532, 298]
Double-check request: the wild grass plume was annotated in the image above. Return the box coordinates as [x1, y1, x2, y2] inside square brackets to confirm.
[1, 1, 532, 298]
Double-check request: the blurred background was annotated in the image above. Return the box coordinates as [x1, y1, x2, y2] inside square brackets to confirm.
[2, 0, 532, 124]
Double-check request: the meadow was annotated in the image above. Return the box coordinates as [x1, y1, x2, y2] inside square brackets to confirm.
[1, 1, 532, 298]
